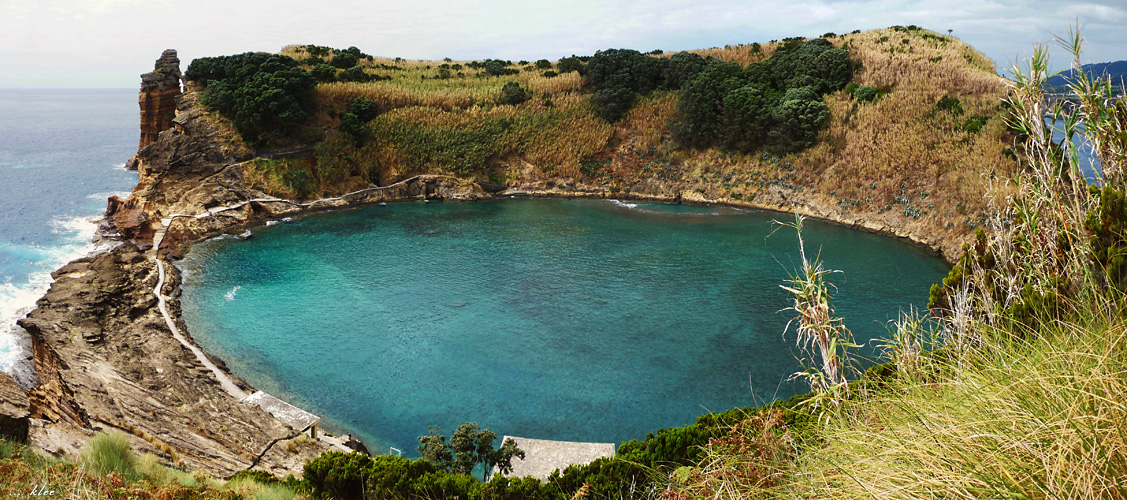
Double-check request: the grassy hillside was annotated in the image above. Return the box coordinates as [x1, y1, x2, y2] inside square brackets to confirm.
[0, 434, 298, 500]
[184, 27, 1016, 257]
[663, 34, 1127, 499]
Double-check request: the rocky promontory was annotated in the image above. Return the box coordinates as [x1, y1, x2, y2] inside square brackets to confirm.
[17, 243, 326, 477]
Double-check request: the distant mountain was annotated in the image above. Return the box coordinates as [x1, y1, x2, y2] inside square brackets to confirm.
[1046, 60, 1127, 90]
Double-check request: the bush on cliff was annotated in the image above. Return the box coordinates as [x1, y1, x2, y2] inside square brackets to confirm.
[186, 52, 316, 146]
[672, 38, 849, 154]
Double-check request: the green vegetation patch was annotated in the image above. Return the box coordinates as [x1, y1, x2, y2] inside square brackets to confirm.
[186, 52, 316, 146]
[673, 38, 851, 154]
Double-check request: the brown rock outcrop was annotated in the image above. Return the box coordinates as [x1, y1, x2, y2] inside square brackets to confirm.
[137, 49, 182, 151]
[0, 372, 30, 442]
[105, 195, 154, 243]
[17, 243, 331, 476]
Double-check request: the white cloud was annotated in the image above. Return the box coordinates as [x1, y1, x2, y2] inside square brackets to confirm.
[0, 0, 1122, 87]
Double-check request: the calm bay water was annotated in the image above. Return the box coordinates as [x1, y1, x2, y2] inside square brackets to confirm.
[178, 199, 948, 454]
[0, 89, 138, 386]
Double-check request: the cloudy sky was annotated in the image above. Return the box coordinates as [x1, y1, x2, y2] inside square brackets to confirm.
[1, 0, 1124, 87]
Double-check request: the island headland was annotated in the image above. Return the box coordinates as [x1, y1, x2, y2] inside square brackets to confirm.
[1, 28, 1016, 480]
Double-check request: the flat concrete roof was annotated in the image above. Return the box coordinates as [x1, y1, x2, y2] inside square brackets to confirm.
[244, 391, 320, 432]
[498, 436, 615, 481]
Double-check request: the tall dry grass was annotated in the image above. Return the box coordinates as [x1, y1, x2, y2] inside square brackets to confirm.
[662, 28, 1127, 500]
[783, 312, 1127, 499]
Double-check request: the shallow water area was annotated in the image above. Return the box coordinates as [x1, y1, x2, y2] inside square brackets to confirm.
[178, 198, 948, 454]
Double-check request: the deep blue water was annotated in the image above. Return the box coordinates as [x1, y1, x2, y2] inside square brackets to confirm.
[0, 89, 138, 386]
[178, 199, 949, 454]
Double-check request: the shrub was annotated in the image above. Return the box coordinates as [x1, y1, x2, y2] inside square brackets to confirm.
[542, 70, 558, 78]
[483, 59, 519, 76]
[339, 112, 365, 142]
[81, 433, 140, 481]
[557, 56, 585, 74]
[720, 84, 773, 150]
[330, 52, 359, 69]
[348, 97, 380, 122]
[673, 38, 850, 154]
[498, 81, 530, 106]
[852, 85, 877, 102]
[304, 451, 374, 500]
[535, 59, 552, 69]
[961, 113, 988, 133]
[935, 95, 963, 115]
[592, 86, 636, 122]
[338, 66, 370, 82]
[770, 86, 830, 153]
[586, 48, 666, 94]
[672, 60, 746, 147]
[282, 168, 313, 198]
[767, 37, 851, 94]
[310, 64, 336, 82]
[663, 51, 708, 90]
[186, 52, 316, 145]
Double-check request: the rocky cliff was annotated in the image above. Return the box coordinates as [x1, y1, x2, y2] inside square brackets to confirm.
[137, 49, 182, 151]
[17, 243, 330, 477]
[15, 50, 485, 478]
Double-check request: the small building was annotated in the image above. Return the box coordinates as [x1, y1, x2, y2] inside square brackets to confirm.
[244, 391, 320, 438]
[497, 436, 615, 481]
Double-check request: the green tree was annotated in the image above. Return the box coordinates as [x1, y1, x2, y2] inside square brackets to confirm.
[310, 63, 336, 82]
[557, 56, 585, 74]
[418, 426, 454, 471]
[663, 51, 708, 90]
[535, 59, 552, 69]
[672, 60, 745, 147]
[338, 65, 370, 82]
[349, 97, 380, 122]
[592, 86, 636, 122]
[721, 84, 774, 150]
[186, 52, 316, 145]
[418, 423, 525, 481]
[769, 85, 830, 153]
[330, 52, 359, 69]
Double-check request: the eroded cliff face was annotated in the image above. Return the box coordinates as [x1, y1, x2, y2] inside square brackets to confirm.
[17, 50, 485, 478]
[137, 49, 182, 151]
[17, 244, 330, 477]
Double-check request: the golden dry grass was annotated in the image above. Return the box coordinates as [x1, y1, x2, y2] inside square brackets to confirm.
[261, 30, 1018, 254]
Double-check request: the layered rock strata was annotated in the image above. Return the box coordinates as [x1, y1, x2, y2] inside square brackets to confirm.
[0, 372, 29, 442]
[17, 243, 329, 477]
[137, 49, 182, 151]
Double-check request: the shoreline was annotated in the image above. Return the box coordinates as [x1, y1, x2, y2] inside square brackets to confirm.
[158, 182, 955, 265]
[156, 183, 953, 452]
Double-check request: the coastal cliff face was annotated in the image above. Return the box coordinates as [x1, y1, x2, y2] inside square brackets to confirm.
[137, 49, 182, 150]
[17, 243, 331, 477]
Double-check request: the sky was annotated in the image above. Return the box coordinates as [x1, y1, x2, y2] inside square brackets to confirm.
[1, 0, 1124, 88]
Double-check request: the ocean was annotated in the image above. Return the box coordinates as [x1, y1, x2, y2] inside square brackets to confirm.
[0, 89, 139, 387]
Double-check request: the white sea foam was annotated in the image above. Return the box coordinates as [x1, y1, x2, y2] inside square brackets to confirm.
[86, 190, 132, 201]
[0, 214, 101, 388]
[607, 199, 638, 209]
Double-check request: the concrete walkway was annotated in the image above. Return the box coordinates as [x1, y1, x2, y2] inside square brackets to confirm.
[143, 177, 432, 445]
[149, 175, 426, 253]
[153, 258, 247, 399]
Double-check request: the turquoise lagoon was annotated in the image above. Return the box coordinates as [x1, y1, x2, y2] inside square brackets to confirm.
[178, 199, 948, 454]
